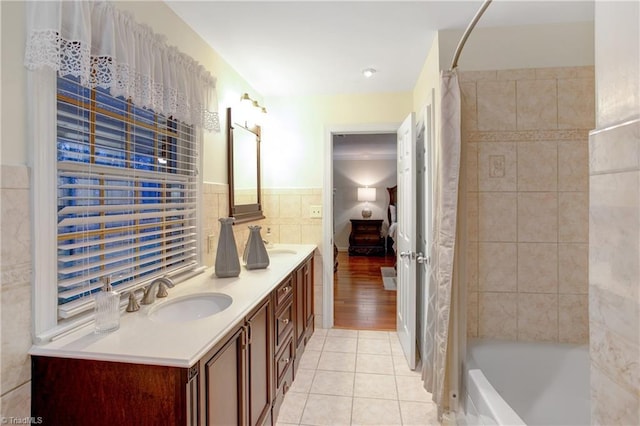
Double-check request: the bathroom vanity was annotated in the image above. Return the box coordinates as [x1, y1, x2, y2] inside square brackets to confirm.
[30, 244, 316, 426]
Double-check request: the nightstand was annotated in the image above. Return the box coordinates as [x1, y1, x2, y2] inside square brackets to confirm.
[348, 219, 385, 256]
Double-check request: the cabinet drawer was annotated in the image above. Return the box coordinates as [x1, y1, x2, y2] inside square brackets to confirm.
[275, 276, 293, 309]
[353, 234, 383, 244]
[355, 224, 380, 232]
[275, 302, 294, 351]
[275, 337, 294, 390]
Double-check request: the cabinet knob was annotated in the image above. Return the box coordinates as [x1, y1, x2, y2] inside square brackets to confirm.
[281, 318, 290, 325]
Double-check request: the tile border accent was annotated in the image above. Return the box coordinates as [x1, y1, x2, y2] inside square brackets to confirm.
[466, 129, 588, 143]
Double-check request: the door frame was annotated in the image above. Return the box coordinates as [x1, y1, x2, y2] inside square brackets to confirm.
[322, 122, 400, 329]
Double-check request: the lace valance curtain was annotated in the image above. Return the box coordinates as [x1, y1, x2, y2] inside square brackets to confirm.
[24, 1, 219, 131]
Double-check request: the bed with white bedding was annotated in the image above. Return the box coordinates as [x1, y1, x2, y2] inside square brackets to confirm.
[385, 185, 398, 253]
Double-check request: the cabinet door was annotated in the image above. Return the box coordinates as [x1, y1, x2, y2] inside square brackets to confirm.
[294, 264, 306, 349]
[203, 326, 245, 426]
[303, 258, 314, 331]
[247, 298, 273, 426]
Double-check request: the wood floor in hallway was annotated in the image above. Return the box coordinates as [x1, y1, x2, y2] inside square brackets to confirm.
[333, 251, 397, 331]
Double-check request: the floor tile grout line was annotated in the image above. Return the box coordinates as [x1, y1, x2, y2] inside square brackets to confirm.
[279, 328, 435, 425]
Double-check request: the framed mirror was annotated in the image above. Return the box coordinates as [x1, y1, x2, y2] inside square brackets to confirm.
[227, 107, 265, 223]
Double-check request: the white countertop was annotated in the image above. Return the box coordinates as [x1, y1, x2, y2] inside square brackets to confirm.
[30, 244, 317, 368]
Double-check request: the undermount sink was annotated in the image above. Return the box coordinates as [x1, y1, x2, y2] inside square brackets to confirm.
[148, 293, 232, 323]
[267, 248, 297, 255]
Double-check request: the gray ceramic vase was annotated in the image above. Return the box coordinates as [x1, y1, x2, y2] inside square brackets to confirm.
[243, 225, 270, 270]
[214, 217, 241, 278]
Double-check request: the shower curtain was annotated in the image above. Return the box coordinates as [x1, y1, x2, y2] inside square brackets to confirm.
[422, 69, 462, 418]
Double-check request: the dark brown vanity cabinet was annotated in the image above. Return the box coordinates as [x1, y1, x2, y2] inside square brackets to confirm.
[271, 274, 295, 422]
[201, 297, 273, 426]
[32, 356, 195, 426]
[32, 254, 314, 426]
[32, 299, 273, 426]
[202, 325, 245, 425]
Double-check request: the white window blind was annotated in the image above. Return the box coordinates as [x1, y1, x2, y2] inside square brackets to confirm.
[56, 75, 199, 320]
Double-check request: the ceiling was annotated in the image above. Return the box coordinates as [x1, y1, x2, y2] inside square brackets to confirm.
[166, 0, 594, 97]
[166, 1, 594, 157]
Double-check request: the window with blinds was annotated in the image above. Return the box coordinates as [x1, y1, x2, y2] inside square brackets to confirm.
[56, 75, 199, 320]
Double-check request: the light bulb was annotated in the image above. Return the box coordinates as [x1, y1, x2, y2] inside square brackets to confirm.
[362, 68, 377, 78]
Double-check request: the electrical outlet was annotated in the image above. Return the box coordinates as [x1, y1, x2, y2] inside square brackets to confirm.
[310, 205, 322, 218]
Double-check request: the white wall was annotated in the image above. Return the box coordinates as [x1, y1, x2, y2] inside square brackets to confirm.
[333, 158, 397, 250]
[439, 21, 594, 72]
[594, 2, 639, 126]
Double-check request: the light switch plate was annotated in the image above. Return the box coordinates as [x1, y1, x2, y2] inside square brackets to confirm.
[310, 205, 322, 218]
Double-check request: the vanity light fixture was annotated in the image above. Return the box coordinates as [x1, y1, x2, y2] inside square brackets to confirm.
[240, 92, 253, 106]
[239, 93, 268, 126]
[362, 68, 377, 78]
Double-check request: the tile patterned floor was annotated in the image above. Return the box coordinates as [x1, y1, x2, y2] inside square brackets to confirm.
[276, 328, 440, 426]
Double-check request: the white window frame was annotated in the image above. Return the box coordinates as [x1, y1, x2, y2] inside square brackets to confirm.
[29, 69, 204, 344]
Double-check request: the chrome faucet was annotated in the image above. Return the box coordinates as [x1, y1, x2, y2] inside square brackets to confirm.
[141, 276, 175, 305]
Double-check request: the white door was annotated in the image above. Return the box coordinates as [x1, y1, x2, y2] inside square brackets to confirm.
[396, 112, 417, 369]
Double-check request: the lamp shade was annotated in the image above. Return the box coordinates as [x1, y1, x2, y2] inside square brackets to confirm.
[357, 187, 376, 202]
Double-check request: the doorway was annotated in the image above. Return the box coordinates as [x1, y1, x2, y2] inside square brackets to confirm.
[332, 132, 397, 329]
[321, 123, 398, 330]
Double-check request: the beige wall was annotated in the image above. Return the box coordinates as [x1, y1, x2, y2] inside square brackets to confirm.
[112, 1, 263, 184]
[262, 93, 412, 189]
[1, 0, 329, 414]
[589, 2, 640, 424]
[463, 66, 593, 343]
[1, 2, 412, 414]
[413, 34, 440, 114]
[1, 1, 27, 165]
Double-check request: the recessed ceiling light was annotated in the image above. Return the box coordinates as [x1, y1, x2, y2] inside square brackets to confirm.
[362, 68, 377, 78]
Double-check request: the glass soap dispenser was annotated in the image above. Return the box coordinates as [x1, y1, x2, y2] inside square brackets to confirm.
[94, 276, 120, 333]
[243, 225, 270, 270]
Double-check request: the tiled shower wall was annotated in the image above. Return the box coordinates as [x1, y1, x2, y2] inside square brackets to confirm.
[462, 67, 594, 343]
[1, 165, 32, 417]
[202, 184, 325, 327]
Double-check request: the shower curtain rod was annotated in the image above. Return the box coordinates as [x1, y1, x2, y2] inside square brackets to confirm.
[449, 0, 493, 71]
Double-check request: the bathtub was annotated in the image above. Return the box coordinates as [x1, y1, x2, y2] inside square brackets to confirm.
[461, 339, 590, 426]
